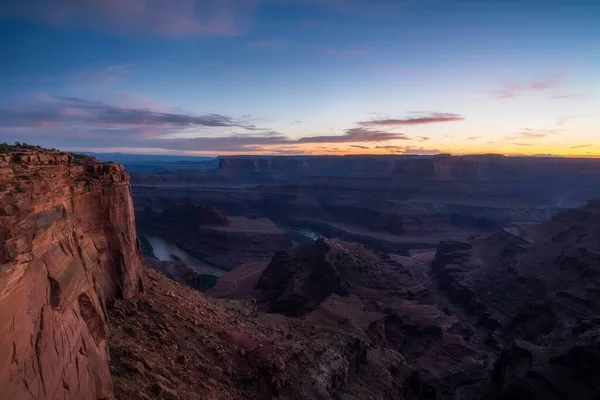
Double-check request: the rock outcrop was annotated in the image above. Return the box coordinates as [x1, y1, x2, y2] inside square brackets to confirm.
[0, 147, 144, 399]
[215, 238, 487, 397]
[109, 268, 427, 400]
[430, 200, 600, 399]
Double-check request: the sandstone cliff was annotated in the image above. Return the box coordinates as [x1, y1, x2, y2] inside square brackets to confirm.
[0, 147, 144, 399]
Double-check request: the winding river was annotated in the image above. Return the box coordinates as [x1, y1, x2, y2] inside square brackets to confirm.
[141, 225, 320, 277]
[141, 234, 227, 276]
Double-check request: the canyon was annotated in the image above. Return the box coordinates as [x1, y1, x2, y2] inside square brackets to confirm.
[2, 147, 600, 399]
[130, 154, 600, 259]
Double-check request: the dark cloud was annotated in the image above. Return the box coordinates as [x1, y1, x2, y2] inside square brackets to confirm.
[350, 145, 370, 149]
[0, 0, 257, 36]
[359, 113, 464, 127]
[297, 127, 410, 143]
[0, 94, 256, 130]
[0, 95, 414, 152]
[570, 144, 592, 149]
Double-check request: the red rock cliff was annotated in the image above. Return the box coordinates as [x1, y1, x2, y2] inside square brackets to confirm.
[0, 149, 144, 399]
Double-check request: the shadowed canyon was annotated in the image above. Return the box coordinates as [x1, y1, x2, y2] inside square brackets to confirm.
[3, 147, 600, 399]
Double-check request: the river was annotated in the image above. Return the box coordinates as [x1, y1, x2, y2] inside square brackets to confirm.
[141, 234, 227, 276]
[141, 225, 320, 277]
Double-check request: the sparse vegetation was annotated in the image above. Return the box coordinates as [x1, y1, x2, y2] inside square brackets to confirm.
[0, 142, 56, 154]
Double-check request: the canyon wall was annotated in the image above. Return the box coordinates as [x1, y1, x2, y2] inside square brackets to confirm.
[0, 150, 144, 399]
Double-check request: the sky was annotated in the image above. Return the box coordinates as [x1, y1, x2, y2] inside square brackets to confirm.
[1, 0, 599, 156]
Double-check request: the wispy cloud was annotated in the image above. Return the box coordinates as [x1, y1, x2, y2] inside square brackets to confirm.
[551, 94, 587, 100]
[296, 127, 410, 143]
[504, 128, 565, 141]
[570, 144, 592, 149]
[419, 136, 430, 141]
[467, 136, 479, 140]
[0, 94, 261, 140]
[375, 145, 442, 154]
[322, 48, 368, 56]
[301, 0, 429, 16]
[0, 94, 412, 152]
[0, 0, 257, 36]
[248, 38, 367, 57]
[359, 112, 464, 127]
[71, 65, 131, 89]
[511, 143, 533, 147]
[493, 73, 564, 99]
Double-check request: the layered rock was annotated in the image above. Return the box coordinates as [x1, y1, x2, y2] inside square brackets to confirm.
[109, 268, 426, 400]
[430, 201, 600, 399]
[0, 147, 144, 399]
[214, 238, 487, 397]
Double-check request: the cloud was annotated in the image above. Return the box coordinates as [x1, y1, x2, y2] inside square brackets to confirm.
[247, 38, 289, 51]
[0, 0, 257, 36]
[551, 94, 587, 100]
[248, 39, 368, 57]
[297, 0, 428, 15]
[0, 94, 411, 152]
[419, 136, 430, 141]
[557, 115, 576, 126]
[570, 144, 592, 149]
[504, 128, 565, 141]
[511, 143, 533, 147]
[322, 48, 368, 56]
[359, 112, 464, 127]
[493, 73, 565, 99]
[467, 136, 479, 140]
[71, 65, 131, 89]
[350, 145, 370, 149]
[494, 82, 556, 99]
[296, 127, 410, 143]
[375, 145, 441, 155]
[3, 94, 253, 129]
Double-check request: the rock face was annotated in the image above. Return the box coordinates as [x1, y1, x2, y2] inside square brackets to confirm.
[217, 155, 398, 177]
[0, 147, 144, 399]
[257, 238, 350, 316]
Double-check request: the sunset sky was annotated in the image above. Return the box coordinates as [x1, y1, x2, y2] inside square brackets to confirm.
[1, 0, 599, 156]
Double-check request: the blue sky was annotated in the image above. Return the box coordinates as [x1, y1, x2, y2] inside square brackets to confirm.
[1, 0, 599, 155]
